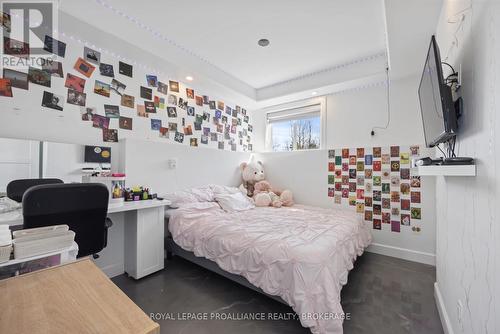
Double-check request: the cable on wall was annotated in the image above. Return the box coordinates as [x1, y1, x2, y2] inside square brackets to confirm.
[370, 66, 391, 136]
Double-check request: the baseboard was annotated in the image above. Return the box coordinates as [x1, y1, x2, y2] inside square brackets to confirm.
[434, 282, 454, 334]
[366, 243, 436, 266]
[95, 261, 124, 278]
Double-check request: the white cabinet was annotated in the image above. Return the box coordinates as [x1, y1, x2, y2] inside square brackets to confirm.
[124, 206, 165, 279]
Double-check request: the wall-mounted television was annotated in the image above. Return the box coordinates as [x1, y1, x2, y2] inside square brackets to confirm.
[84, 145, 111, 163]
[418, 36, 458, 147]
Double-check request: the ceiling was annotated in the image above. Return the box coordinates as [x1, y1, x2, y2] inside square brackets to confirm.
[59, 0, 442, 107]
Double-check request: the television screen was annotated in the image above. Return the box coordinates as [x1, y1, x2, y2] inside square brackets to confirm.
[418, 36, 457, 147]
[84, 145, 111, 163]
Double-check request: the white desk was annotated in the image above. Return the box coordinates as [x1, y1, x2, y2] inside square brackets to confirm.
[0, 199, 171, 280]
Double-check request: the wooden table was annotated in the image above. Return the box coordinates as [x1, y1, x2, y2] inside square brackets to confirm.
[0, 259, 160, 334]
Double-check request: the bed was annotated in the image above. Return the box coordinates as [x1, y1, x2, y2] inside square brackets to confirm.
[165, 186, 372, 334]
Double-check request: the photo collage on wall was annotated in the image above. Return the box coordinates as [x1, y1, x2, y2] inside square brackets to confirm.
[0, 27, 253, 152]
[327, 146, 422, 232]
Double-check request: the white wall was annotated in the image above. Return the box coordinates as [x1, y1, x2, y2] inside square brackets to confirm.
[252, 70, 436, 264]
[0, 138, 40, 192]
[253, 75, 425, 151]
[255, 148, 437, 265]
[435, 1, 499, 333]
[121, 138, 251, 196]
[0, 12, 253, 152]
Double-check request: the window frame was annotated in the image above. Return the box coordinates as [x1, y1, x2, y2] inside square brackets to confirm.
[264, 97, 327, 152]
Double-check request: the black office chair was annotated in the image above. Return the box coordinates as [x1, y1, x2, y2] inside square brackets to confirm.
[22, 183, 112, 258]
[7, 178, 63, 203]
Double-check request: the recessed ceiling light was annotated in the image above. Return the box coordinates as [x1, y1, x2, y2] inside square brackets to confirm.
[311, 91, 318, 95]
[258, 38, 270, 47]
[185, 76, 193, 81]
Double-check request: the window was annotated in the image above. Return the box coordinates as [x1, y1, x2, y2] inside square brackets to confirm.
[266, 101, 324, 152]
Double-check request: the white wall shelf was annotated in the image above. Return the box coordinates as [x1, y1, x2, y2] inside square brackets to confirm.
[412, 165, 476, 177]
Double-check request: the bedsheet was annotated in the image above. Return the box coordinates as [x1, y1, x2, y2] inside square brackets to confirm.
[168, 203, 372, 334]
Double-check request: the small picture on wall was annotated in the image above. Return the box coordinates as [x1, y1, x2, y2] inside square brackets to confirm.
[119, 61, 133, 77]
[92, 114, 110, 129]
[203, 95, 209, 104]
[174, 131, 184, 143]
[167, 107, 177, 117]
[391, 175, 400, 187]
[190, 138, 198, 147]
[373, 161, 381, 171]
[145, 101, 156, 113]
[28, 67, 51, 87]
[401, 214, 411, 226]
[84, 46, 101, 65]
[159, 127, 169, 138]
[4, 36, 29, 58]
[381, 154, 390, 164]
[169, 80, 179, 92]
[168, 122, 178, 132]
[400, 168, 410, 180]
[119, 116, 133, 130]
[3, 69, 28, 90]
[411, 176, 421, 188]
[400, 183, 410, 195]
[390, 191, 400, 203]
[218, 141, 225, 150]
[137, 105, 148, 118]
[151, 119, 162, 131]
[364, 210, 373, 221]
[349, 155, 356, 165]
[373, 147, 382, 158]
[41, 91, 63, 110]
[391, 161, 400, 172]
[411, 191, 421, 203]
[200, 135, 208, 144]
[217, 101, 225, 110]
[65, 73, 85, 92]
[373, 219, 381, 230]
[99, 63, 114, 77]
[391, 221, 400, 233]
[178, 97, 188, 110]
[67, 89, 86, 106]
[111, 79, 126, 95]
[74, 57, 95, 78]
[43, 35, 66, 57]
[103, 129, 118, 143]
[186, 88, 194, 99]
[140, 86, 153, 100]
[121, 94, 135, 108]
[400, 153, 410, 164]
[80, 106, 95, 121]
[209, 101, 216, 110]
[401, 199, 410, 210]
[356, 148, 364, 158]
[157, 81, 168, 94]
[411, 207, 421, 219]
[42, 60, 64, 78]
[1, 12, 11, 32]
[184, 125, 193, 135]
[195, 96, 203, 106]
[187, 106, 195, 116]
[146, 75, 158, 87]
[410, 145, 420, 156]
[104, 104, 120, 118]
[168, 94, 177, 105]
[364, 154, 373, 165]
[390, 146, 400, 157]
[94, 80, 111, 97]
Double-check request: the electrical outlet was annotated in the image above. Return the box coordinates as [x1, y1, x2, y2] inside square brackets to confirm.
[457, 299, 464, 325]
[167, 158, 178, 170]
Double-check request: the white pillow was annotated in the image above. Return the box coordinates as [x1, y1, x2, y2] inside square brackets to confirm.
[215, 192, 255, 212]
[163, 186, 215, 205]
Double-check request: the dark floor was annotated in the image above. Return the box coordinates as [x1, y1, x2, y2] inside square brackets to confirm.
[113, 253, 443, 334]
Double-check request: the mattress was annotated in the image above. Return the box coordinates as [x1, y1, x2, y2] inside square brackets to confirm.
[168, 202, 372, 334]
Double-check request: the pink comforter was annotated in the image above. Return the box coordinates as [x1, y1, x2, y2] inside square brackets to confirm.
[168, 203, 372, 334]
